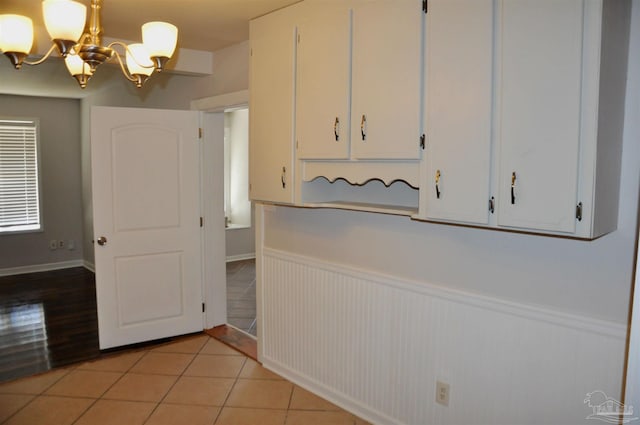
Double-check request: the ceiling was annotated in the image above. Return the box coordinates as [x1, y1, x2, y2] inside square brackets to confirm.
[0, 0, 300, 52]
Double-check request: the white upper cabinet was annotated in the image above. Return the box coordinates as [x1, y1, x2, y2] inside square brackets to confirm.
[494, 0, 630, 238]
[249, 5, 300, 204]
[419, 0, 630, 239]
[296, 1, 352, 160]
[496, 0, 584, 233]
[350, 0, 423, 160]
[421, 0, 494, 225]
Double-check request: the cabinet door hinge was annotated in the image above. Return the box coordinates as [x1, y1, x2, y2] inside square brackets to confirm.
[576, 202, 583, 222]
[202, 303, 206, 313]
[420, 134, 426, 150]
[199, 127, 203, 139]
[200, 217, 204, 227]
[422, 0, 428, 13]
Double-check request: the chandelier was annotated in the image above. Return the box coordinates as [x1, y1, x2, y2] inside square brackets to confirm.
[0, 0, 178, 89]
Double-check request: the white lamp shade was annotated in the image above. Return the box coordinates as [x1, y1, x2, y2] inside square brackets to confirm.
[126, 43, 154, 76]
[42, 0, 86, 42]
[64, 53, 93, 76]
[142, 22, 178, 58]
[0, 15, 34, 54]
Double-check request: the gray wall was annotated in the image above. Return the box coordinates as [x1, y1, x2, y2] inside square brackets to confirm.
[0, 95, 84, 269]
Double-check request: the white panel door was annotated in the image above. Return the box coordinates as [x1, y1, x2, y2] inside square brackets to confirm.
[296, 1, 352, 160]
[350, 0, 423, 160]
[496, 0, 583, 233]
[91, 106, 202, 349]
[423, 0, 493, 224]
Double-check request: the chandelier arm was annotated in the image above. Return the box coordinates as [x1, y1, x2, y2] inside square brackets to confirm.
[22, 44, 58, 66]
[110, 49, 139, 83]
[108, 41, 155, 69]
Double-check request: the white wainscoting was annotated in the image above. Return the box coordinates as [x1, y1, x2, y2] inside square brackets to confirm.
[260, 248, 627, 425]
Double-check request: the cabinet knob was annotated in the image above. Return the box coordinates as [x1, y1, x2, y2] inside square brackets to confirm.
[334, 117, 340, 141]
[511, 172, 517, 205]
[435, 170, 441, 199]
[360, 115, 367, 141]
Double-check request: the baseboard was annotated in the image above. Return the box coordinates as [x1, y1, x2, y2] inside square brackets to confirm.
[0, 260, 85, 277]
[226, 253, 256, 263]
[83, 261, 95, 273]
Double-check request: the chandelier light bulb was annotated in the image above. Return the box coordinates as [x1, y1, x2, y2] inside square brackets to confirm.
[142, 22, 178, 71]
[0, 15, 34, 55]
[42, 0, 87, 43]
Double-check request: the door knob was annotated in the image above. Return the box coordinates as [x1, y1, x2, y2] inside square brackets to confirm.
[97, 236, 107, 246]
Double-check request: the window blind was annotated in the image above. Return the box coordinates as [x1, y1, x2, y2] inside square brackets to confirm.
[0, 119, 41, 232]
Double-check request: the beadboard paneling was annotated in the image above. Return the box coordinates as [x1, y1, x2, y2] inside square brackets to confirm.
[260, 248, 626, 425]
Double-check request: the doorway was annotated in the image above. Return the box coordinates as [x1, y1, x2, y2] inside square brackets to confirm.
[222, 107, 256, 337]
[193, 90, 256, 342]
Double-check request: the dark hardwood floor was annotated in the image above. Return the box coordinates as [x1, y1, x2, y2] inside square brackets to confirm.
[0, 263, 258, 384]
[0, 267, 100, 383]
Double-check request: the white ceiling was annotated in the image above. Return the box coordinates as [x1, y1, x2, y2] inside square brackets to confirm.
[0, 0, 300, 52]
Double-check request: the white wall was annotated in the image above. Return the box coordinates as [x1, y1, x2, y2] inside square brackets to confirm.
[0, 95, 84, 271]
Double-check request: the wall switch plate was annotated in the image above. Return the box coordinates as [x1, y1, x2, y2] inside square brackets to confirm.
[436, 381, 450, 406]
[49, 240, 57, 250]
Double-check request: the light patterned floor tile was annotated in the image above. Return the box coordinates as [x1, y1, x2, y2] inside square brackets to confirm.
[225, 379, 293, 409]
[0, 369, 69, 395]
[285, 410, 356, 425]
[0, 394, 35, 423]
[239, 359, 284, 380]
[289, 386, 341, 411]
[44, 370, 122, 398]
[74, 399, 155, 425]
[163, 376, 234, 406]
[200, 338, 244, 356]
[145, 403, 220, 425]
[184, 354, 246, 378]
[215, 407, 287, 425]
[77, 351, 146, 372]
[102, 373, 178, 402]
[152, 335, 209, 354]
[129, 352, 195, 375]
[4, 395, 94, 425]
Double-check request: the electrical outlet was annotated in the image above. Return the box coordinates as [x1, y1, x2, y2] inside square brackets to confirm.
[49, 240, 57, 250]
[58, 240, 65, 249]
[436, 381, 450, 406]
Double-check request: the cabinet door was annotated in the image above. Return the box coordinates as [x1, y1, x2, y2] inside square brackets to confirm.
[249, 9, 297, 204]
[422, 0, 493, 224]
[351, 0, 423, 160]
[496, 0, 583, 233]
[296, 1, 352, 160]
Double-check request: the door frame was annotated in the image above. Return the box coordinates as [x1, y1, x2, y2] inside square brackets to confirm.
[192, 90, 250, 329]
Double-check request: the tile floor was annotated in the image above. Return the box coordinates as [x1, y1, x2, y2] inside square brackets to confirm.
[226, 260, 257, 336]
[0, 334, 370, 425]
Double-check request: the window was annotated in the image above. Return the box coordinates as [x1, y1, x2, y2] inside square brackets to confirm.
[0, 119, 41, 233]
